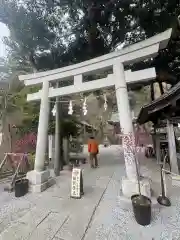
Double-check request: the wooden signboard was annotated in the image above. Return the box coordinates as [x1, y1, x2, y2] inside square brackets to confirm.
[71, 168, 84, 199]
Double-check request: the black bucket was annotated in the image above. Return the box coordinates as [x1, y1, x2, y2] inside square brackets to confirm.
[15, 179, 29, 198]
[131, 194, 151, 226]
[22, 179, 29, 195]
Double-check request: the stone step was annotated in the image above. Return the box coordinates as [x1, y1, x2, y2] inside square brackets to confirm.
[0, 201, 35, 235]
[0, 206, 68, 240]
[0, 206, 50, 239]
[55, 207, 94, 240]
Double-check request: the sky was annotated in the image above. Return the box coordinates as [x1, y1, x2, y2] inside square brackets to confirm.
[0, 23, 9, 57]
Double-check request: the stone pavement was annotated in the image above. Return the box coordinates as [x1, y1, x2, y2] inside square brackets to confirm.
[0, 146, 180, 239]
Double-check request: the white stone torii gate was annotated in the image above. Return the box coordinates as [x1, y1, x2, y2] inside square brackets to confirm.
[19, 29, 172, 196]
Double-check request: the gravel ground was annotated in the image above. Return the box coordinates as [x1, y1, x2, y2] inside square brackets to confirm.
[0, 146, 179, 240]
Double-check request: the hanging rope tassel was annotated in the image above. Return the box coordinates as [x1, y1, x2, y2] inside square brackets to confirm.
[104, 94, 108, 111]
[68, 100, 73, 115]
[82, 97, 87, 115]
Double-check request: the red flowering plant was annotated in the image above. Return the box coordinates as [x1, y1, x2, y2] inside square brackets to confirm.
[14, 133, 37, 170]
[15, 133, 37, 153]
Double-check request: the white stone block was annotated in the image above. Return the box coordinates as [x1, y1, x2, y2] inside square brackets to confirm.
[29, 182, 48, 193]
[48, 177, 56, 188]
[26, 170, 54, 193]
[27, 170, 50, 185]
[122, 177, 151, 199]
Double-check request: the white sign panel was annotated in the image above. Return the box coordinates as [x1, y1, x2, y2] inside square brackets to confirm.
[48, 135, 53, 159]
[71, 168, 81, 198]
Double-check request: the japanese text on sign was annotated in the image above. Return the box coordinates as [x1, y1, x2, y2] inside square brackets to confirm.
[71, 168, 81, 198]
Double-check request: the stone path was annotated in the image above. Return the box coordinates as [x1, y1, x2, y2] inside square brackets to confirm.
[0, 146, 180, 239]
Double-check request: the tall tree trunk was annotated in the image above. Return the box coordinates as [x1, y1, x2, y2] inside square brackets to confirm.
[63, 137, 69, 164]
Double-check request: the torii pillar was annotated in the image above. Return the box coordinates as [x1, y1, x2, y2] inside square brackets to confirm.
[114, 62, 151, 198]
[26, 81, 53, 192]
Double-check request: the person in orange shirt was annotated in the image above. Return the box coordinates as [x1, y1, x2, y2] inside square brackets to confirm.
[88, 136, 99, 168]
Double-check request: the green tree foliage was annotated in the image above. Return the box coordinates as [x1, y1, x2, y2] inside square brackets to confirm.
[0, 54, 39, 134]
[0, 0, 179, 138]
[0, 41, 79, 139]
[0, 0, 179, 71]
[13, 86, 41, 136]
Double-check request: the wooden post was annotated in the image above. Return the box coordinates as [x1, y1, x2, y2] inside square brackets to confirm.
[63, 137, 69, 164]
[167, 119, 179, 174]
[83, 124, 86, 142]
[155, 136, 161, 164]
